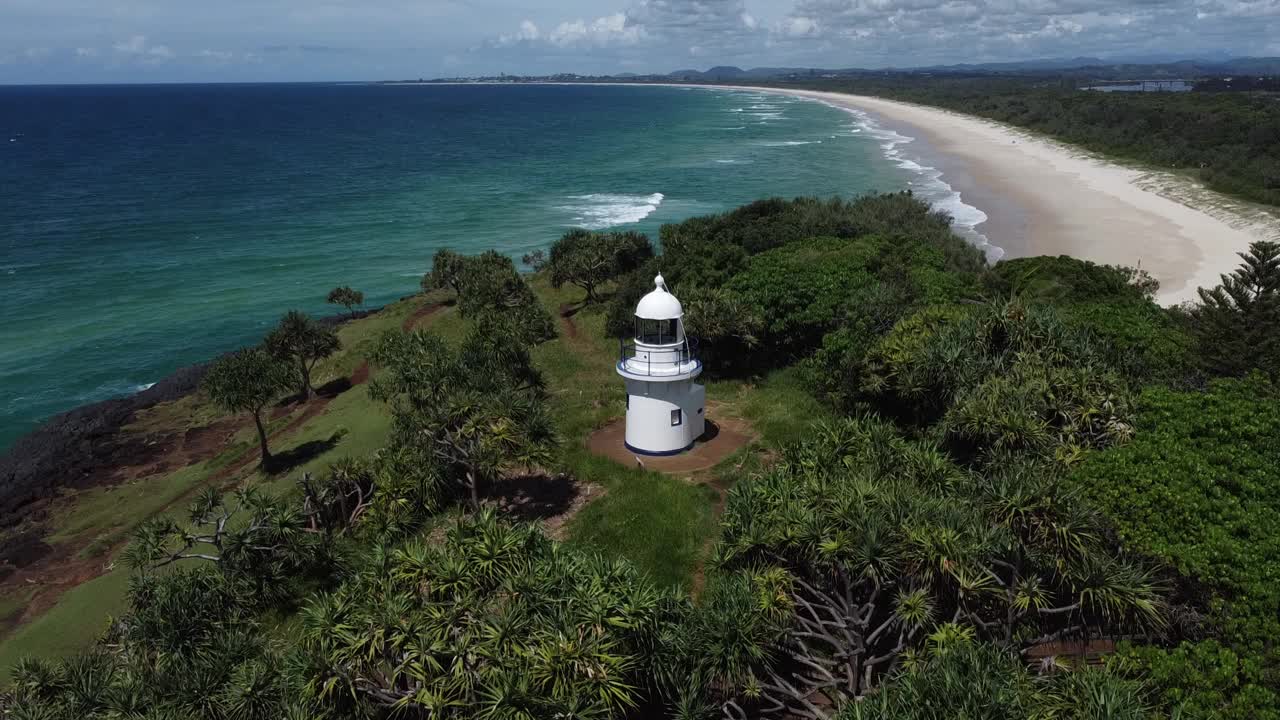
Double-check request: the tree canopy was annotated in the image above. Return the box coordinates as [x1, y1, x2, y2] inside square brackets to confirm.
[547, 228, 653, 303]
[370, 322, 554, 508]
[14, 193, 1280, 720]
[201, 348, 292, 468]
[325, 286, 364, 318]
[1187, 240, 1280, 380]
[264, 310, 341, 400]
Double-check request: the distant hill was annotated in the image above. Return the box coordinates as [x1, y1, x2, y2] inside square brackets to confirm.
[657, 56, 1280, 82]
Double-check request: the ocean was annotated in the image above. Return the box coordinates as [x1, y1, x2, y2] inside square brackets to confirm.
[0, 82, 992, 451]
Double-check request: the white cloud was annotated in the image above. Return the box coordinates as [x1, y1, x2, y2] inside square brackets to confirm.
[2, 0, 1278, 82]
[488, 0, 766, 64]
[550, 13, 646, 47]
[112, 35, 149, 54]
[762, 0, 1278, 66]
[782, 16, 821, 36]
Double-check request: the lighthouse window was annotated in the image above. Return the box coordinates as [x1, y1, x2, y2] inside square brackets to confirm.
[671, 409, 683, 426]
[637, 318, 679, 345]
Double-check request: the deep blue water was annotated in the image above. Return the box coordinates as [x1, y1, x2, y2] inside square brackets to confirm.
[0, 82, 941, 449]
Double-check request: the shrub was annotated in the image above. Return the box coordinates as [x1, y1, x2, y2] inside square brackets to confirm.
[725, 235, 884, 354]
[684, 417, 1162, 718]
[1110, 640, 1279, 720]
[1071, 377, 1280, 716]
[298, 512, 682, 716]
[988, 255, 1157, 305]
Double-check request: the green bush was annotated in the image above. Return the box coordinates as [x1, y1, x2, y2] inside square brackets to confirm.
[657, 193, 986, 289]
[843, 642, 1151, 720]
[988, 255, 1156, 305]
[858, 300, 1133, 461]
[725, 235, 884, 353]
[1071, 377, 1280, 646]
[1071, 377, 1280, 716]
[1063, 301, 1196, 387]
[1111, 641, 1279, 720]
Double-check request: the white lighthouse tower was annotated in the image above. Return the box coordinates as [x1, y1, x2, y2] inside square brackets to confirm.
[616, 274, 705, 455]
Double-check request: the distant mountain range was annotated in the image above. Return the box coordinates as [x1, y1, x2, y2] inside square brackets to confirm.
[419, 55, 1280, 85]
[660, 56, 1280, 81]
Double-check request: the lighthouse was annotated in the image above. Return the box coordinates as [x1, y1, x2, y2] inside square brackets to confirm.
[616, 274, 705, 455]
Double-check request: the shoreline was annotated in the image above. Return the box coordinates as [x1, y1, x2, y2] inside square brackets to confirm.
[0, 308, 381, 523]
[728, 86, 1280, 306]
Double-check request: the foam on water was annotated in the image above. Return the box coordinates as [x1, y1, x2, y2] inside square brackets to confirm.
[806, 99, 1004, 262]
[760, 140, 823, 147]
[559, 192, 666, 230]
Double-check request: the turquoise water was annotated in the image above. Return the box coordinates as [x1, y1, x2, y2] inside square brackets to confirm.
[0, 83, 932, 449]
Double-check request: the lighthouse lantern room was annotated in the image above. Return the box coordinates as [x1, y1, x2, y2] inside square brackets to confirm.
[616, 274, 705, 455]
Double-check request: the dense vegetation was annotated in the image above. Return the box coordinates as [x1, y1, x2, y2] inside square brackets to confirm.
[6, 195, 1280, 719]
[778, 75, 1280, 207]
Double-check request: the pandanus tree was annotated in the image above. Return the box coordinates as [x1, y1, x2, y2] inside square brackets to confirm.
[424, 247, 468, 297]
[264, 310, 340, 400]
[860, 299, 1134, 463]
[124, 487, 324, 605]
[202, 348, 292, 469]
[838, 641, 1150, 720]
[2, 566, 319, 720]
[424, 248, 556, 344]
[296, 511, 681, 717]
[682, 418, 1164, 720]
[370, 318, 554, 509]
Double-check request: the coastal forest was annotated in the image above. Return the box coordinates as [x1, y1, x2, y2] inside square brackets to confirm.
[775, 75, 1280, 208]
[3, 192, 1280, 719]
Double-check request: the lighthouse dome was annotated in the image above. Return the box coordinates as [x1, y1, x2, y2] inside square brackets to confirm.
[635, 274, 682, 320]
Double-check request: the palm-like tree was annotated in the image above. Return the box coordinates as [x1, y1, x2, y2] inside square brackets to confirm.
[295, 511, 678, 717]
[696, 417, 1164, 719]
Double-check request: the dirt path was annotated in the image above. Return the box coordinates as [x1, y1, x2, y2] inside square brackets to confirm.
[558, 303, 580, 340]
[403, 301, 448, 332]
[0, 361, 373, 634]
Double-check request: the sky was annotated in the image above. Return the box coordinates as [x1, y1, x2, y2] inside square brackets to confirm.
[1, 0, 1278, 83]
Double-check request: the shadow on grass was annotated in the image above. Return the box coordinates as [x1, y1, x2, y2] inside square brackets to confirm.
[268, 431, 346, 475]
[315, 375, 353, 398]
[484, 473, 580, 522]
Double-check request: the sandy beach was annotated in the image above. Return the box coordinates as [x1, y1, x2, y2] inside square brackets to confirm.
[736, 87, 1280, 306]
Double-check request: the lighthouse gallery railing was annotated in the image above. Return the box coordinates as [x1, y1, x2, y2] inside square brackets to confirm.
[617, 337, 701, 377]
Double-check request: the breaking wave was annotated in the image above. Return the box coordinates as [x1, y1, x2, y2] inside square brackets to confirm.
[559, 192, 666, 230]
[819, 102, 1003, 262]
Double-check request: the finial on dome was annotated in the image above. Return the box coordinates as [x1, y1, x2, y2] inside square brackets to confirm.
[654, 273, 666, 292]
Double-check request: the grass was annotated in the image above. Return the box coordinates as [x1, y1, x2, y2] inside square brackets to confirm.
[563, 448, 719, 589]
[0, 300, 414, 668]
[0, 569, 129, 681]
[0, 274, 830, 670]
[45, 462, 215, 548]
[714, 366, 836, 449]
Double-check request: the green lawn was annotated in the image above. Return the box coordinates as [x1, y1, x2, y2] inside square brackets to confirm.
[0, 278, 829, 672]
[562, 449, 719, 589]
[0, 301, 415, 669]
[45, 462, 217, 551]
[0, 570, 129, 680]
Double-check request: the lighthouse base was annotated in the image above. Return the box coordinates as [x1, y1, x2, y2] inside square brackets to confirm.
[623, 378, 705, 455]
